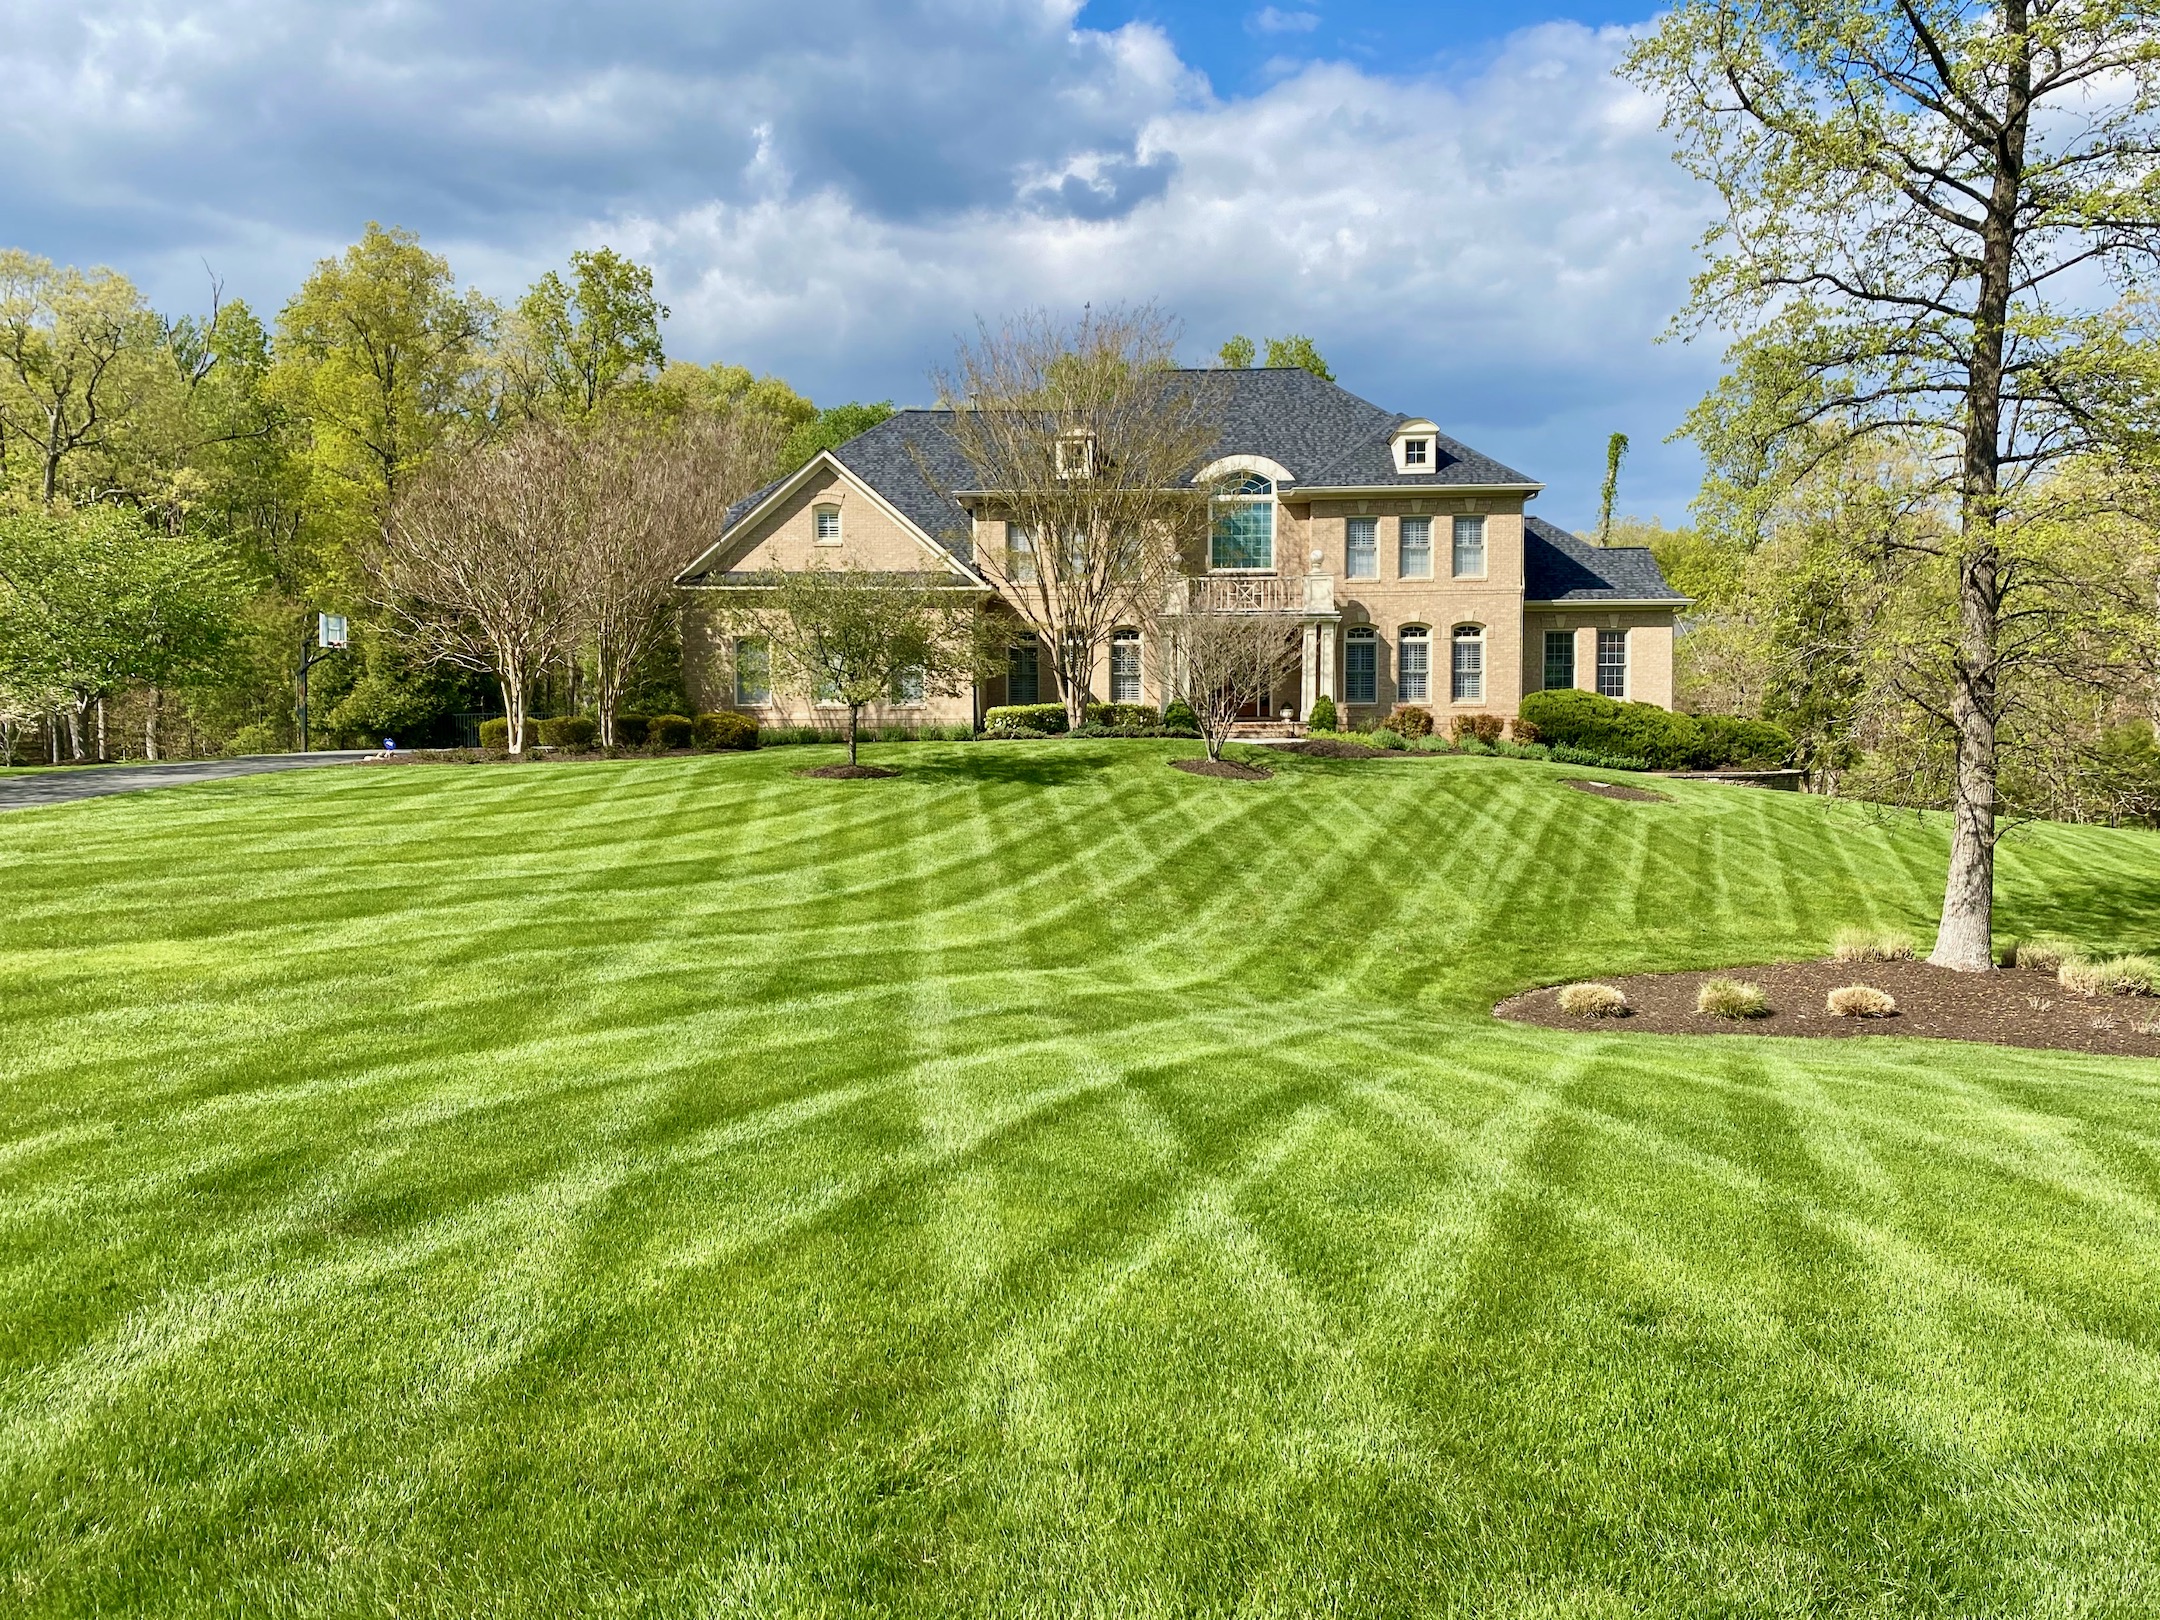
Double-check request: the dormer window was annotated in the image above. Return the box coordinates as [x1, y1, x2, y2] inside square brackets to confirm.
[1056, 432, 1097, 479]
[813, 504, 842, 544]
[1391, 419, 1440, 475]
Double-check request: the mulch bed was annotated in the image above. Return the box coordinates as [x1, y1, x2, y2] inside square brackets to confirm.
[1170, 758, 1274, 781]
[1498, 958, 2160, 1057]
[1564, 777, 1670, 803]
[794, 763, 900, 779]
[1280, 739, 1388, 760]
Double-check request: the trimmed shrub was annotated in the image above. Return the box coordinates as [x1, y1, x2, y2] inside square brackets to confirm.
[993, 725, 1049, 739]
[645, 713, 694, 750]
[1827, 985, 1897, 1018]
[985, 703, 1069, 735]
[614, 714, 651, 747]
[538, 715, 599, 750]
[2061, 955, 2160, 997]
[1510, 716, 1542, 744]
[1085, 703, 1158, 730]
[1389, 704, 1434, 739]
[1549, 743, 1652, 771]
[1452, 713, 1504, 745]
[1688, 715, 1796, 771]
[1370, 728, 1408, 751]
[1161, 699, 1200, 736]
[692, 711, 759, 750]
[1520, 690, 1792, 771]
[1307, 695, 1337, 733]
[1831, 925, 1915, 962]
[2006, 935, 2078, 971]
[1557, 982, 1629, 1018]
[1696, 977, 1769, 1019]
[477, 717, 512, 751]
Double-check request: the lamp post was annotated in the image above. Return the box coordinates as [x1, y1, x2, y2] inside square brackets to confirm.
[298, 612, 348, 753]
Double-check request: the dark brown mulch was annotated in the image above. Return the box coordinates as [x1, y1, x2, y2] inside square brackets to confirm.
[794, 763, 900, 779]
[1563, 777, 1670, 803]
[1170, 758, 1274, 781]
[1280, 738, 1388, 760]
[1498, 958, 2160, 1057]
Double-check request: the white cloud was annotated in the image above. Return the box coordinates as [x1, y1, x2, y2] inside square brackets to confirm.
[1252, 8, 1322, 34]
[0, 2, 1721, 523]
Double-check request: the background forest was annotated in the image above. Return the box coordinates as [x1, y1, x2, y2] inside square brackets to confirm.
[0, 226, 891, 763]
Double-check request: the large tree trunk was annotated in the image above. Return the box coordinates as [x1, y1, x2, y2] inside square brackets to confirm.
[1929, 2, 2028, 976]
[501, 672, 528, 755]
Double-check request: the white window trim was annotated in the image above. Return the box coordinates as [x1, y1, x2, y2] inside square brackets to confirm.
[1109, 629, 1143, 705]
[1398, 626, 1432, 704]
[812, 503, 843, 545]
[1344, 515, 1379, 580]
[1209, 477, 1277, 574]
[1390, 419, 1440, 475]
[1397, 515, 1434, 581]
[1450, 624, 1486, 705]
[1344, 627, 1379, 706]
[1597, 627, 1630, 700]
[1451, 514, 1487, 581]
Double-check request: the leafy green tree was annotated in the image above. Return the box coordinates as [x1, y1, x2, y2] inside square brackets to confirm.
[268, 224, 495, 546]
[1263, 335, 1332, 381]
[658, 360, 816, 444]
[0, 252, 165, 504]
[778, 401, 895, 474]
[1217, 335, 1256, 369]
[0, 505, 245, 758]
[503, 247, 668, 419]
[1626, 0, 2160, 970]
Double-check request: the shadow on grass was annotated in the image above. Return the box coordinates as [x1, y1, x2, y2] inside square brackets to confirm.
[883, 750, 1105, 788]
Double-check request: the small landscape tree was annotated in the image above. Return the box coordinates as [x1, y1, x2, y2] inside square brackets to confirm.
[748, 564, 989, 765]
[1171, 605, 1304, 762]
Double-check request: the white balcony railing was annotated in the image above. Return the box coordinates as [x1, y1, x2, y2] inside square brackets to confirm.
[1170, 573, 1336, 616]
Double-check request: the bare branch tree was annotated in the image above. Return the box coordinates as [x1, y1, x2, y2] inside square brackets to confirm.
[372, 424, 580, 753]
[577, 412, 780, 745]
[929, 305, 1219, 732]
[1169, 602, 1304, 762]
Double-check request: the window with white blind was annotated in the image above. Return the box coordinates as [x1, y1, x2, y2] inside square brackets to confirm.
[813, 505, 842, 544]
[1451, 625, 1485, 703]
[1452, 515, 1486, 578]
[1345, 516, 1378, 579]
[1006, 525, 1037, 584]
[1110, 630, 1142, 704]
[1399, 627, 1431, 702]
[1345, 628, 1377, 705]
[1399, 516, 1433, 579]
[1597, 628, 1628, 697]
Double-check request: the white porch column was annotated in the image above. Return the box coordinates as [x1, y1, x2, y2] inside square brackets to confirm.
[1300, 623, 1319, 717]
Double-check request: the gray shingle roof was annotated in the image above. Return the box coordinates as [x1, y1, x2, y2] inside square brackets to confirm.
[1522, 515, 1687, 603]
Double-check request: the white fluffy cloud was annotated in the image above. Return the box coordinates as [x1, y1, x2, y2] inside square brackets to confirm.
[0, 0, 1722, 522]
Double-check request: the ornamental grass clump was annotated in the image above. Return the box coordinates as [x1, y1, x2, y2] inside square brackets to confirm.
[2007, 936, 2079, 971]
[2059, 955, 2160, 997]
[1370, 728, 1408, 751]
[1696, 977, 1769, 1019]
[1832, 925, 1915, 962]
[1827, 984, 1897, 1018]
[1557, 982, 1629, 1018]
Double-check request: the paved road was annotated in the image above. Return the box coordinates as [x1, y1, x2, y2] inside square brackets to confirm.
[0, 752, 375, 812]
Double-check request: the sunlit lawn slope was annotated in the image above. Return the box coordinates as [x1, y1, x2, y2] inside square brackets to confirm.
[3, 742, 2158, 1617]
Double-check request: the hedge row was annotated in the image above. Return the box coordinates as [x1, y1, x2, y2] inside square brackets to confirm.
[1516, 690, 1793, 771]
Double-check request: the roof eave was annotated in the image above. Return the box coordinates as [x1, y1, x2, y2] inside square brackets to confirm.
[1525, 596, 1692, 609]
[1287, 481, 1545, 499]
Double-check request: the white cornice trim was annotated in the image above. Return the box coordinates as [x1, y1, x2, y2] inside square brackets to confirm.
[1287, 482, 1545, 499]
[1525, 598, 1692, 610]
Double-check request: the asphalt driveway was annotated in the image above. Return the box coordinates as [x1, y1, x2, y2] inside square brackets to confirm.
[0, 752, 374, 812]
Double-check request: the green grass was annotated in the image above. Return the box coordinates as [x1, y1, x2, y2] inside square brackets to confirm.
[4, 741, 2159, 1617]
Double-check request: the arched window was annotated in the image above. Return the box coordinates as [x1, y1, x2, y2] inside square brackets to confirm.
[1345, 627, 1378, 705]
[1210, 473, 1275, 571]
[813, 503, 842, 544]
[1451, 625, 1485, 703]
[1398, 627, 1431, 703]
[1110, 628, 1143, 704]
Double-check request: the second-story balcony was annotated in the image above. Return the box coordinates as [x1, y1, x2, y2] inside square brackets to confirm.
[1169, 573, 1336, 617]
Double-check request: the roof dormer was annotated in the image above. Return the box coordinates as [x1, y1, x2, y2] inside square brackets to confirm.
[1391, 420, 1438, 474]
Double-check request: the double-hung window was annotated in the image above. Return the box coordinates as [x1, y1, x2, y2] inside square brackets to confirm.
[1543, 629, 1574, 691]
[1452, 516, 1486, 578]
[1009, 639, 1040, 704]
[1345, 628, 1378, 705]
[734, 637, 770, 705]
[1399, 516, 1433, 579]
[1451, 626, 1485, 703]
[1210, 474, 1275, 570]
[1345, 516, 1378, 580]
[813, 505, 842, 544]
[1110, 630, 1142, 704]
[1399, 628, 1431, 702]
[1006, 525, 1038, 585]
[1597, 628, 1628, 698]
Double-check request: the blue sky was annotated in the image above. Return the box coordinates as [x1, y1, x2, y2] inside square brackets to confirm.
[0, 1, 1720, 527]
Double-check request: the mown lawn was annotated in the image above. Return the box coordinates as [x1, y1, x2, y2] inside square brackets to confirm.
[3, 741, 2158, 1618]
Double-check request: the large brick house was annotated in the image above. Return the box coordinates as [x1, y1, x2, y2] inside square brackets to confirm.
[676, 368, 1686, 727]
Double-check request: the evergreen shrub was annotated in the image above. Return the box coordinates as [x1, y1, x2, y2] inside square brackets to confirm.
[984, 704, 1068, 734]
[1307, 696, 1337, 732]
[692, 712, 759, 750]
[539, 715, 599, 750]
